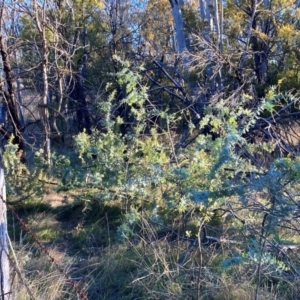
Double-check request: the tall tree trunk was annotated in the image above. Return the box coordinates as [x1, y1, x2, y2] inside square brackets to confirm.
[213, 0, 223, 90]
[251, 0, 270, 86]
[33, 0, 51, 164]
[195, 0, 221, 115]
[0, 163, 10, 300]
[169, 0, 187, 56]
[239, 0, 257, 77]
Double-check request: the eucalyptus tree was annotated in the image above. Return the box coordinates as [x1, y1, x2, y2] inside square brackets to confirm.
[16, 0, 102, 161]
[30, 0, 52, 163]
[0, 0, 298, 158]
[169, 0, 188, 56]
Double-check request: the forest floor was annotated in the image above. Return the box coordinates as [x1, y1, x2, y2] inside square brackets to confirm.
[9, 190, 289, 300]
[8, 188, 138, 300]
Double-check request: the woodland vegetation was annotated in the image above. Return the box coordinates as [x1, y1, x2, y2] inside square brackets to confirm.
[0, 0, 300, 299]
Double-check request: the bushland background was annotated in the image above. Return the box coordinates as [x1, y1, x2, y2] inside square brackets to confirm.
[1, 0, 300, 299]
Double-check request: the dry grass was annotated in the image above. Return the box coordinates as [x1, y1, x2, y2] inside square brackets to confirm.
[7, 201, 300, 300]
[6, 177, 300, 300]
[11, 244, 77, 300]
[43, 191, 73, 208]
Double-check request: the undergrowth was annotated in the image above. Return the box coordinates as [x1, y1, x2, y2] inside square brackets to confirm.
[4, 60, 300, 299]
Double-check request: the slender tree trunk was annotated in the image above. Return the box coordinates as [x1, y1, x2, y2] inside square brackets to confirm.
[52, 24, 64, 141]
[213, 0, 223, 90]
[50, 76, 64, 142]
[251, 0, 269, 85]
[199, 0, 213, 28]
[33, 0, 51, 164]
[239, 0, 257, 74]
[195, 0, 220, 114]
[169, 0, 187, 55]
[0, 165, 10, 300]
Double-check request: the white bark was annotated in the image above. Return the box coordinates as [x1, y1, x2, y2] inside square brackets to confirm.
[213, 0, 220, 49]
[199, 0, 206, 20]
[213, 0, 223, 90]
[240, 0, 257, 70]
[220, 0, 223, 51]
[169, 0, 187, 55]
[0, 168, 10, 300]
[199, 0, 213, 30]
